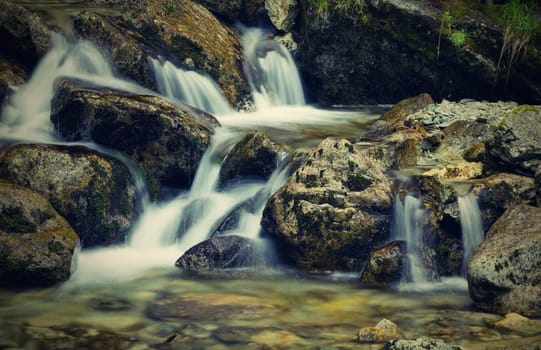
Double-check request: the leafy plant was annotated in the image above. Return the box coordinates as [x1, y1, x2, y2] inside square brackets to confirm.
[494, 0, 540, 88]
[311, 0, 366, 22]
[450, 29, 467, 48]
[437, 10, 468, 59]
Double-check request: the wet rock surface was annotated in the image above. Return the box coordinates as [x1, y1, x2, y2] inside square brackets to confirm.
[360, 240, 406, 287]
[51, 78, 218, 190]
[0, 179, 79, 286]
[467, 204, 541, 317]
[0, 143, 138, 247]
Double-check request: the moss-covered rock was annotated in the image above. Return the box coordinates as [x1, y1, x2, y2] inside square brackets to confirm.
[0, 143, 138, 248]
[50, 78, 219, 190]
[220, 131, 289, 186]
[0, 179, 79, 287]
[262, 138, 393, 272]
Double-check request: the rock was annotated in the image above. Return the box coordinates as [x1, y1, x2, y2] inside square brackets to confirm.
[467, 204, 541, 317]
[193, 0, 242, 21]
[358, 318, 403, 343]
[487, 106, 541, 176]
[0, 57, 27, 104]
[0, 143, 139, 248]
[220, 131, 288, 185]
[360, 240, 406, 287]
[175, 235, 268, 270]
[382, 337, 463, 350]
[463, 143, 485, 162]
[422, 162, 483, 180]
[492, 313, 541, 336]
[72, 11, 156, 91]
[0, 180, 79, 287]
[262, 138, 393, 272]
[367, 93, 433, 136]
[50, 78, 218, 190]
[265, 0, 299, 31]
[297, 1, 541, 105]
[435, 119, 497, 162]
[536, 166, 541, 207]
[0, 1, 50, 70]
[23, 324, 144, 350]
[471, 173, 536, 231]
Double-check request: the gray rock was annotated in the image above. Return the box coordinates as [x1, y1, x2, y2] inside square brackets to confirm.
[467, 204, 541, 317]
[220, 131, 288, 185]
[0, 143, 139, 248]
[262, 138, 393, 272]
[50, 78, 218, 190]
[536, 166, 541, 207]
[383, 337, 462, 350]
[265, 0, 299, 31]
[0, 57, 27, 104]
[0, 180, 79, 287]
[175, 235, 268, 270]
[487, 106, 541, 176]
[193, 0, 242, 21]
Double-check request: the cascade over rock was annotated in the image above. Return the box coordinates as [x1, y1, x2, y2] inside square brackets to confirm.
[0, 179, 79, 286]
[297, 0, 541, 105]
[0, 144, 138, 248]
[0, 1, 50, 71]
[219, 131, 288, 186]
[467, 204, 541, 317]
[262, 137, 393, 272]
[50, 78, 219, 190]
[486, 106, 541, 176]
[76, 0, 249, 106]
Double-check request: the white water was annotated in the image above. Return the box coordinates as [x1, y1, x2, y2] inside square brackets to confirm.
[150, 57, 232, 115]
[458, 192, 484, 275]
[1, 29, 379, 287]
[392, 193, 430, 284]
[242, 28, 305, 108]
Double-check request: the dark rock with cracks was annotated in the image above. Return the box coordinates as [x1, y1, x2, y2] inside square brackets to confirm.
[175, 235, 268, 270]
[50, 78, 219, 190]
[467, 204, 541, 317]
[0, 180, 79, 287]
[0, 143, 139, 248]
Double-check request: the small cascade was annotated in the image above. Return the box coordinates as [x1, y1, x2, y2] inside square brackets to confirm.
[458, 192, 484, 275]
[150, 57, 232, 115]
[392, 193, 431, 284]
[0, 34, 114, 141]
[242, 28, 305, 108]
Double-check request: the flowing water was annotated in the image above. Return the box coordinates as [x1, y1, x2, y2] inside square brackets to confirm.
[0, 12, 536, 349]
[458, 192, 484, 276]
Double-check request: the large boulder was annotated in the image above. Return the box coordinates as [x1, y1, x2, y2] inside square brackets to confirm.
[0, 1, 50, 70]
[75, 0, 248, 106]
[0, 143, 139, 248]
[175, 235, 268, 270]
[486, 106, 541, 176]
[50, 78, 219, 190]
[262, 138, 393, 272]
[192, 0, 242, 22]
[297, 0, 541, 105]
[0, 180, 79, 286]
[467, 204, 541, 317]
[220, 131, 288, 185]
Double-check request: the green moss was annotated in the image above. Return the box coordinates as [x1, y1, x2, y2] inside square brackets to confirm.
[0, 207, 36, 233]
[48, 240, 65, 253]
[511, 105, 540, 114]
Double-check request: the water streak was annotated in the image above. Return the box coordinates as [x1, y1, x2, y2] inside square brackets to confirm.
[150, 57, 231, 115]
[458, 192, 484, 275]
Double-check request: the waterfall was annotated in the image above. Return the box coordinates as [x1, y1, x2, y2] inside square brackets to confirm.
[392, 193, 431, 284]
[149, 57, 232, 115]
[242, 28, 305, 108]
[458, 192, 484, 275]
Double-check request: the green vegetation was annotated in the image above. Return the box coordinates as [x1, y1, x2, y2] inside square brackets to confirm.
[494, 0, 540, 88]
[311, 0, 367, 22]
[436, 10, 468, 60]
